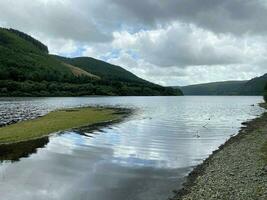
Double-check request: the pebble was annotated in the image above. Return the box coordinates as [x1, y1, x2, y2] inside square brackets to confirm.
[171, 112, 267, 200]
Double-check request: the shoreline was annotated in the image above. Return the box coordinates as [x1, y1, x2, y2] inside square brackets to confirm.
[0, 107, 133, 162]
[171, 103, 267, 200]
[0, 106, 133, 145]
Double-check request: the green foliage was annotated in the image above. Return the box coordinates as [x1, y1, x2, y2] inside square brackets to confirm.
[0, 28, 74, 83]
[180, 81, 247, 95]
[0, 27, 183, 96]
[0, 80, 182, 97]
[8, 28, 48, 53]
[55, 56, 147, 83]
[264, 83, 267, 102]
[239, 74, 267, 95]
[180, 74, 267, 96]
[55, 56, 183, 96]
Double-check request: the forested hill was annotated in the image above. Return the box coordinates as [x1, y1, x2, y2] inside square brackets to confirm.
[239, 73, 267, 95]
[55, 56, 147, 84]
[178, 74, 267, 96]
[0, 27, 183, 96]
[178, 81, 247, 95]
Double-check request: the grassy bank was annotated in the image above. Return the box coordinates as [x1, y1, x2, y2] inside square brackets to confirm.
[0, 107, 126, 144]
[172, 103, 267, 200]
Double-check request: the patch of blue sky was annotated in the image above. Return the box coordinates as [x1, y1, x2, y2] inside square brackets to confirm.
[100, 49, 140, 62]
[99, 49, 122, 61]
[59, 46, 86, 58]
[126, 50, 140, 60]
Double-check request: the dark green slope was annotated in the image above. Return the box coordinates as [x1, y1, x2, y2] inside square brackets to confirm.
[179, 74, 267, 96]
[56, 56, 146, 83]
[0, 28, 74, 83]
[179, 81, 247, 95]
[239, 74, 267, 95]
[0, 28, 183, 96]
[55, 56, 182, 96]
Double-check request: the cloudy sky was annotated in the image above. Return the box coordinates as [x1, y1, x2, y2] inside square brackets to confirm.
[0, 0, 267, 86]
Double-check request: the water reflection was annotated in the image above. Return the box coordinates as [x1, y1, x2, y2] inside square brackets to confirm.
[0, 137, 49, 162]
[0, 96, 264, 200]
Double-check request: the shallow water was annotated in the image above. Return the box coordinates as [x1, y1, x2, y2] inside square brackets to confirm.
[0, 96, 264, 200]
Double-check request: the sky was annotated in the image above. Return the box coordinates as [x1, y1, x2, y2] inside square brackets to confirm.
[0, 0, 267, 86]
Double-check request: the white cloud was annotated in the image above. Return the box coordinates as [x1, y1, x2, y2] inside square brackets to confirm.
[80, 22, 267, 85]
[0, 0, 266, 86]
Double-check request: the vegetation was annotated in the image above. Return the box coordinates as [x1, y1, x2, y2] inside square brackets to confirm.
[0, 137, 49, 162]
[55, 56, 146, 83]
[0, 27, 183, 96]
[178, 81, 247, 95]
[8, 28, 48, 53]
[0, 107, 122, 144]
[0, 80, 181, 96]
[0, 28, 75, 83]
[264, 83, 267, 102]
[179, 74, 267, 96]
[240, 73, 267, 95]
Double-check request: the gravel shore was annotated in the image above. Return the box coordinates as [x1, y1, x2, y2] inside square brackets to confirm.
[172, 104, 267, 200]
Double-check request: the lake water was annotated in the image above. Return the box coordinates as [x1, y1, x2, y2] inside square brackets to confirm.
[0, 96, 264, 200]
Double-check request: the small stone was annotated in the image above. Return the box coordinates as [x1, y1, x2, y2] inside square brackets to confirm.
[229, 172, 235, 176]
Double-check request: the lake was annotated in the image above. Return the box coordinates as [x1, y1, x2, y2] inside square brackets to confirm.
[0, 96, 264, 200]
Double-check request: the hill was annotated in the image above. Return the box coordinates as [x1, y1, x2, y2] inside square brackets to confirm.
[0, 28, 74, 83]
[55, 56, 146, 83]
[178, 81, 247, 95]
[239, 73, 267, 95]
[179, 74, 267, 96]
[0, 28, 183, 96]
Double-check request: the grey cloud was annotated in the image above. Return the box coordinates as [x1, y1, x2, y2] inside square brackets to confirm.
[107, 52, 266, 86]
[103, 0, 267, 35]
[112, 23, 246, 67]
[0, 0, 266, 86]
[0, 0, 111, 43]
[1, 0, 267, 44]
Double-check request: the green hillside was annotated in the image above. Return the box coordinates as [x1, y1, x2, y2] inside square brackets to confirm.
[0, 28, 74, 83]
[179, 74, 267, 96]
[239, 74, 267, 95]
[179, 81, 247, 95]
[0, 28, 182, 96]
[56, 56, 146, 83]
[55, 56, 181, 96]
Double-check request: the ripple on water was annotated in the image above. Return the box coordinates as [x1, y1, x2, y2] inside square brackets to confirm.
[0, 96, 264, 200]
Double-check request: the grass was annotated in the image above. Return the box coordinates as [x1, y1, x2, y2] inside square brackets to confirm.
[63, 63, 100, 79]
[0, 107, 122, 144]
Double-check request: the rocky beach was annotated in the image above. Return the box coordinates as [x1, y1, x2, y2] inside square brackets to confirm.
[172, 104, 267, 200]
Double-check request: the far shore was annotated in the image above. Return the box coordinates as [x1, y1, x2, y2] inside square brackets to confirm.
[0, 106, 131, 145]
[172, 103, 267, 200]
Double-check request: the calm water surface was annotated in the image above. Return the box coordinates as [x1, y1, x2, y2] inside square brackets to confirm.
[0, 96, 264, 200]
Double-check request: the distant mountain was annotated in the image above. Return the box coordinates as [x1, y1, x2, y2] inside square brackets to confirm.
[178, 74, 267, 96]
[0, 27, 183, 96]
[178, 81, 247, 95]
[239, 73, 267, 95]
